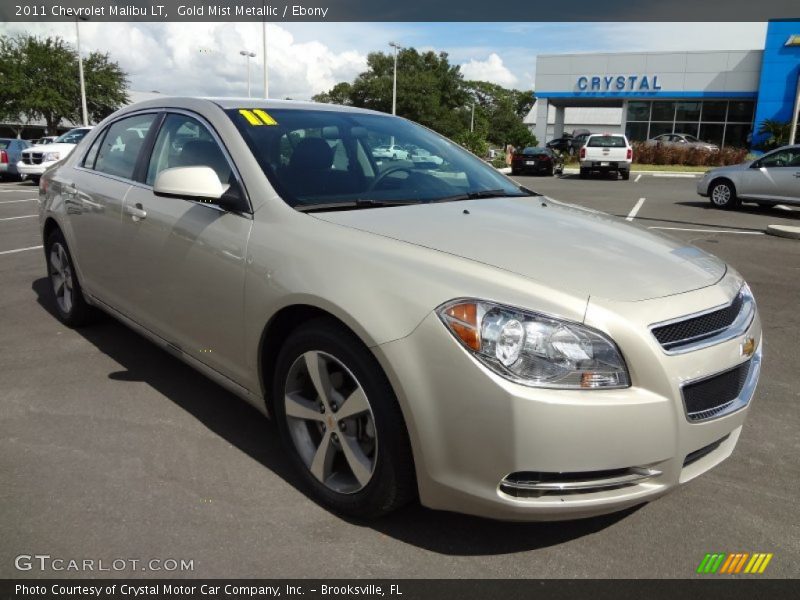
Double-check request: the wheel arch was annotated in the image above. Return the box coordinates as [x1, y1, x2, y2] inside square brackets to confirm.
[257, 302, 379, 415]
[709, 176, 737, 196]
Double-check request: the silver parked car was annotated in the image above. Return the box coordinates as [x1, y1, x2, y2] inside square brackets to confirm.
[39, 98, 762, 520]
[697, 144, 800, 209]
[647, 133, 719, 152]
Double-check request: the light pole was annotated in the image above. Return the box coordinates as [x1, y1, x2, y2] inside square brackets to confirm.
[389, 41, 401, 115]
[240, 50, 256, 98]
[470, 103, 475, 133]
[75, 17, 89, 127]
[262, 2, 269, 98]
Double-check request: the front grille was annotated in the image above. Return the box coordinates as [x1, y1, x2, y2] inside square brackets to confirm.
[682, 361, 751, 422]
[653, 293, 743, 351]
[22, 153, 43, 165]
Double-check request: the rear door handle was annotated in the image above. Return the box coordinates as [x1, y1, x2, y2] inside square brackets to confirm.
[125, 203, 147, 221]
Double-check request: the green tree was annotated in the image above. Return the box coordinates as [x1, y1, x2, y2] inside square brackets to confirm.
[462, 80, 536, 148]
[757, 119, 791, 151]
[320, 48, 470, 138]
[311, 82, 353, 105]
[0, 35, 128, 133]
[453, 130, 489, 157]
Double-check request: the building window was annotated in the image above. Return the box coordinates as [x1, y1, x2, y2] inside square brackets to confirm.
[627, 101, 651, 121]
[701, 101, 727, 122]
[651, 101, 677, 122]
[625, 122, 649, 142]
[727, 101, 754, 122]
[699, 123, 725, 147]
[623, 99, 753, 148]
[724, 124, 751, 148]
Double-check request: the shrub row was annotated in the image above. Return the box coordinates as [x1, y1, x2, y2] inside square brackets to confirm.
[630, 142, 748, 167]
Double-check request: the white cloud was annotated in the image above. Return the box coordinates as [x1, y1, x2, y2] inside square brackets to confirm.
[460, 53, 518, 87]
[0, 21, 369, 100]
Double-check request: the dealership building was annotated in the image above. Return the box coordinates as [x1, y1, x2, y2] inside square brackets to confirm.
[533, 20, 800, 149]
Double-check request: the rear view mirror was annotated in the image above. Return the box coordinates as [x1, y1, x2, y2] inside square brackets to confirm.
[154, 166, 226, 201]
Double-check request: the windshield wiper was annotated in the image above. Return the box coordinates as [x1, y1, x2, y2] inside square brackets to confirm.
[295, 199, 419, 213]
[430, 188, 539, 204]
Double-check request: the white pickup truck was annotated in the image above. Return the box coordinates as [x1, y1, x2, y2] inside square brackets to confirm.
[579, 133, 632, 180]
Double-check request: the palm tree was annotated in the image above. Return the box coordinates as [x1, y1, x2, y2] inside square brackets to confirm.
[757, 119, 791, 150]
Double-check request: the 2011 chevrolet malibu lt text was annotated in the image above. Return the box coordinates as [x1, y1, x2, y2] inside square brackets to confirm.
[38, 98, 762, 520]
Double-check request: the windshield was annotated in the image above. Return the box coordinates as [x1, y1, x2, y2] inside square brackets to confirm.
[521, 147, 546, 155]
[55, 128, 90, 144]
[228, 108, 529, 209]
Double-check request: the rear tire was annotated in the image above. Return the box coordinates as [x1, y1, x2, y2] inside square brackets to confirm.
[579, 167, 589, 179]
[620, 169, 630, 180]
[45, 228, 93, 327]
[272, 318, 416, 519]
[709, 180, 739, 210]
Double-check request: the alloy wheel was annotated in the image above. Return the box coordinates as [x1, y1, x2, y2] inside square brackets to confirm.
[711, 184, 732, 206]
[49, 242, 74, 315]
[284, 350, 377, 494]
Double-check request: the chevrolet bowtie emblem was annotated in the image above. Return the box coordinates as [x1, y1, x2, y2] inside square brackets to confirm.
[741, 337, 756, 358]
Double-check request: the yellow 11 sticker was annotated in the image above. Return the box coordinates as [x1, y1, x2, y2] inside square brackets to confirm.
[239, 109, 278, 126]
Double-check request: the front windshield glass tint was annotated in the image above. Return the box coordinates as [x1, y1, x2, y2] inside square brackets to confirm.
[55, 129, 90, 144]
[227, 108, 526, 208]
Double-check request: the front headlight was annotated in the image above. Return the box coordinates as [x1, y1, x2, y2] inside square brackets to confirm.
[43, 152, 61, 162]
[437, 299, 630, 389]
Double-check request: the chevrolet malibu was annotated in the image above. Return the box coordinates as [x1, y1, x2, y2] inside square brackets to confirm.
[39, 98, 762, 520]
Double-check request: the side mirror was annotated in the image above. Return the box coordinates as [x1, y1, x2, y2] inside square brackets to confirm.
[154, 166, 225, 201]
[750, 160, 761, 169]
[154, 166, 248, 212]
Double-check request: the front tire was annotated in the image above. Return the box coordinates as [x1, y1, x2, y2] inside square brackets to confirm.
[45, 228, 93, 327]
[709, 180, 739, 210]
[272, 318, 416, 519]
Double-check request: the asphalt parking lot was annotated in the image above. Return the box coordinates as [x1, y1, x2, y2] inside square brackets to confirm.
[1, 175, 798, 579]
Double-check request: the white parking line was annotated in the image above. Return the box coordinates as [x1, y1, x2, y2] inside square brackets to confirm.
[0, 215, 37, 221]
[634, 174, 642, 183]
[626, 198, 646, 221]
[648, 227, 763, 235]
[652, 173, 698, 178]
[0, 198, 38, 204]
[0, 245, 43, 255]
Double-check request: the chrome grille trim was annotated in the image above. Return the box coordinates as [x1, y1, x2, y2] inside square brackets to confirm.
[649, 284, 755, 355]
[680, 346, 761, 423]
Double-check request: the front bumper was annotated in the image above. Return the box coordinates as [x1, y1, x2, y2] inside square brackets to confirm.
[697, 176, 711, 196]
[17, 161, 54, 177]
[374, 275, 761, 521]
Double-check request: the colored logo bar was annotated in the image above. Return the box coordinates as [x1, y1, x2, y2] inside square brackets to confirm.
[697, 553, 773, 574]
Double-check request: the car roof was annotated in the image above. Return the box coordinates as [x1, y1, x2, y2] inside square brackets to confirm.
[115, 96, 388, 117]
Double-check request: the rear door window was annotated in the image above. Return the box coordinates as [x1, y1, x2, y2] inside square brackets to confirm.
[93, 114, 158, 180]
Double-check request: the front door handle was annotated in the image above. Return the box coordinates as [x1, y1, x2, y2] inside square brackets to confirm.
[125, 203, 147, 221]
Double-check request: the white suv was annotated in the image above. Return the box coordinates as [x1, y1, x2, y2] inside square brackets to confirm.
[18, 127, 93, 183]
[579, 133, 633, 180]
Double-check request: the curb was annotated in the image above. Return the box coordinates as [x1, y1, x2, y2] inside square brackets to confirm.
[765, 225, 800, 240]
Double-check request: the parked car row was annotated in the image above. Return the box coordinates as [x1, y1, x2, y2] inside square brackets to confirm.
[16, 127, 93, 183]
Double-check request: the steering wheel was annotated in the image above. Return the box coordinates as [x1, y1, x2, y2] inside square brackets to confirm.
[369, 165, 415, 192]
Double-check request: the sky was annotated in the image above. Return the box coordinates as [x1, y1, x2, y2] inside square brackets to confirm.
[0, 22, 768, 99]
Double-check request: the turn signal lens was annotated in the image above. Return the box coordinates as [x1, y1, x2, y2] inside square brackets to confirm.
[442, 302, 480, 351]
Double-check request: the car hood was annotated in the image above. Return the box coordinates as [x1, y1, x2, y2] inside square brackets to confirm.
[23, 143, 76, 155]
[313, 197, 726, 302]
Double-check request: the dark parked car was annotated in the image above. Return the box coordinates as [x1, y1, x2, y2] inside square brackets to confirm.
[0, 138, 32, 180]
[546, 135, 573, 153]
[511, 147, 564, 176]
